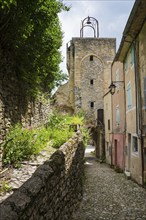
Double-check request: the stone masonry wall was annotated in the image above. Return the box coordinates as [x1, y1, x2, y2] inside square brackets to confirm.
[0, 50, 52, 167]
[0, 132, 85, 220]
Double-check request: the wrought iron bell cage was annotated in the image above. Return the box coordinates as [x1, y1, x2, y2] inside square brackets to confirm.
[80, 16, 99, 38]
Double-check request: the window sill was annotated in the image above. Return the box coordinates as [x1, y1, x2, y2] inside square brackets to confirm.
[132, 152, 139, 157]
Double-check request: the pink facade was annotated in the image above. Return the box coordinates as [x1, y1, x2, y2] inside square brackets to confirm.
[112, 134, 125, 170]
[111, 62, 125, 171]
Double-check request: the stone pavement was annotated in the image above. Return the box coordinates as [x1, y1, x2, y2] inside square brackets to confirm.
[72, 145, 146, 220]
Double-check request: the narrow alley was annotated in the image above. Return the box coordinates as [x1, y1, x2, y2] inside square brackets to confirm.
[72, 146, 146, 220]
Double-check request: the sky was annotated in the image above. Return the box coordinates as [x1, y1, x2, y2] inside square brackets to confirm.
[59, 0, 135, 74]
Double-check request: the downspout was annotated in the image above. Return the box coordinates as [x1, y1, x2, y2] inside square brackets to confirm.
[122, 62, 126, 172]
[111, 63, 113, 166]
[133, 39, 144, 185]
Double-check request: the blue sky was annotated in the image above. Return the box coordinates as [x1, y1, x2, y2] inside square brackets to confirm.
[59, 0, 135, 73]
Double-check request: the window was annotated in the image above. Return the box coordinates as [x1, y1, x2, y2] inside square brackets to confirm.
[106, 103, 108, 110]
[90, 102, 94, 108]
[127, 83, 132, 109]
[133, 136, 138, 152]
[144, 77, 146, 109]
[90, 79, 94, 85]
[109, 146, 112, 156]
[108, 119, 110, 130]
[127, 133, 131, 156]
[130, 46, 134, 66]
[125, 56, 128, 72]
[97, 109, 104, 125]
[79, 97, 82, 108]
[90, 55, 93, 61]
[116, 69, 119, 91]
[116, 105, 120, 124]
[106, 142, 109, 151]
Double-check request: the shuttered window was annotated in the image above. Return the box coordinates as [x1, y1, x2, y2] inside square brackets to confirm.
[116, 69, 119, 91]
[127, 83, 132, 110]
[125, 57, 128, 72]
[116, 105, 120, 124]
[130, 46, 134, 66]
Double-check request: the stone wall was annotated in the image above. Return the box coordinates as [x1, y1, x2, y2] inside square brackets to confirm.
[0, 132, 85, 220]
[0, 71, 51, 144]
[0, 50, 52, 167]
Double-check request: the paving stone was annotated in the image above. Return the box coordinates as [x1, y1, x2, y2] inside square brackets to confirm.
[72, 146, 146, 220]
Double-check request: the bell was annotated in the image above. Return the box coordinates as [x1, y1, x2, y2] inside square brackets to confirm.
[87, 16, 91, 24]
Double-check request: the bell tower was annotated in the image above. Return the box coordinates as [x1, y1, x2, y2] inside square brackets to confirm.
[55, 16, 116, 126]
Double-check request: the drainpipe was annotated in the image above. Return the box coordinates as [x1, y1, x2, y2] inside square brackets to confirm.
[122, 63, 126, 172]
[133, 39, 144, 185]
[111, 63, 113, 167]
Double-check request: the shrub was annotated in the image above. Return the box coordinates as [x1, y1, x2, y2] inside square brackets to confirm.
[2, 124, 50, 166]
[49, 128, 73, 149]
[2, 112, 89, 166]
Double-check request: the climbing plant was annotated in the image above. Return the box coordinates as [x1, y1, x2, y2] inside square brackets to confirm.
[0, 0, 69, 96]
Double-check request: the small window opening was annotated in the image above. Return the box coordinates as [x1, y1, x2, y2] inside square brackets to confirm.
[90, 102, 94, 108]
[108, 119, 110, 130]
[133, 136, 138, 152]
[90, 79, 94, 85]
[90, 55, 93, 61]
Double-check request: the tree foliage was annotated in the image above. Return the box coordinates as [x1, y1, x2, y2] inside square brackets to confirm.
[0, 0, 69, 96]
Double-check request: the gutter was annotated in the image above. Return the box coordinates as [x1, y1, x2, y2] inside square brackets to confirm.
[114, 0, 146, 62]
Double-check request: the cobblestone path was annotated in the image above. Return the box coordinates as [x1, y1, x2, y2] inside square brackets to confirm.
[72, 146, 146, 220]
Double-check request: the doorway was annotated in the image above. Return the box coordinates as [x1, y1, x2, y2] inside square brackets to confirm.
[128, 133, 131, 171]
[114, 140, 118, 166]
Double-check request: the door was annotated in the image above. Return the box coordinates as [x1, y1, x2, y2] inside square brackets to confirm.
[115, 140, 117, 166]
[128, 133, 131, 171]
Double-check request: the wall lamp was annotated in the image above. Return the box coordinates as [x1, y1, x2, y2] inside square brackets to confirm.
[109, 81, 124, 95]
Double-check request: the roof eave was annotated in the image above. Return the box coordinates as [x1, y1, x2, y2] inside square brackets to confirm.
[114, 0, 146, 62]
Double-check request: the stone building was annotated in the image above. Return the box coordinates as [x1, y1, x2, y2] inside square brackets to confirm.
[55, 17, 116, 126]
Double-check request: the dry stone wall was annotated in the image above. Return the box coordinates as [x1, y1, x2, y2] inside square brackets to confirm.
[0, 50, 52, 167]
[0, 132, 85, 220]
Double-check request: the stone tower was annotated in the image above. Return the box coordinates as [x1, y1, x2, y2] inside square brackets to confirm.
[55, 16, 116, 125]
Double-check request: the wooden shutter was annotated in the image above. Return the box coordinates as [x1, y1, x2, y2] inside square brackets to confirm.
[127, 83, 132, 109]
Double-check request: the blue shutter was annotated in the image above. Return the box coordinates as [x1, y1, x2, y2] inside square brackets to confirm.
[127, 83, 132, 109]
[125, 57, 128, 72]
[130, 46, 134, 65]
[116, 69, 119, 91]
[116, 106, 120, 124]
